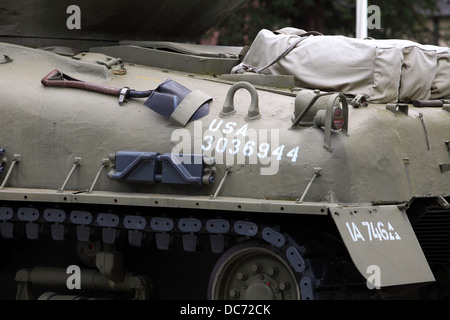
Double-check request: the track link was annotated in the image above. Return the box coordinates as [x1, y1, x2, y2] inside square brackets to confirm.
[0, 202, 318, 300]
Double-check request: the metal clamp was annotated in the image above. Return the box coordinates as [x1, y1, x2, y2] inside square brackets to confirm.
[350, 94, 369, 108]
[118, 87, 130, 105]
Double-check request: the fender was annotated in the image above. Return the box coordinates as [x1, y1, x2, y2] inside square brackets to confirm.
[331, 204, 435, 287]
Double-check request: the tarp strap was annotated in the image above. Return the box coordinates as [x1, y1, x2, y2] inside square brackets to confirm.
[169, 90, 212, 127]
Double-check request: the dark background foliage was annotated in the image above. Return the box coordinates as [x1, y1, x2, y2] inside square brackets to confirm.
[201, 0, 444, 46]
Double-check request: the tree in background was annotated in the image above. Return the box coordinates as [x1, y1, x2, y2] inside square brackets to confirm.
[201, 0, 442, 46]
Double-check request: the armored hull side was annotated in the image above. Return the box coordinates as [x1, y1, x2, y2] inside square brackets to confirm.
[1, 43, 449, 203]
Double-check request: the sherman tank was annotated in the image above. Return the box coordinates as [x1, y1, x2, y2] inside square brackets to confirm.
[0, 1, 449, 301]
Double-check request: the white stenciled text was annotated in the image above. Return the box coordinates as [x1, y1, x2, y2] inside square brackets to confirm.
[346, 221, 401, 242]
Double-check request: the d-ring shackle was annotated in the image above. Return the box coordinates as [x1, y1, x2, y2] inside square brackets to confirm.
[220, 81, 260, 121]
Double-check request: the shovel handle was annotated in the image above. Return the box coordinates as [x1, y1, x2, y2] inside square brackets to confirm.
[41, 69, 121, 96]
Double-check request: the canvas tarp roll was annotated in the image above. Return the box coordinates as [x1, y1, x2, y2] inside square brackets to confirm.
[233, 28, 450, 103]
[424, 45, 450, 100]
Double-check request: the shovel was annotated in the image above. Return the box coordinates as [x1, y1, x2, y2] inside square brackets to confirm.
[41, 69, 210, 125]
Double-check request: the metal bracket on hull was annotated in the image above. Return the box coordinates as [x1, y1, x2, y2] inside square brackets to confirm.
[0, 154, 21, 190]
[437, 195, 450, 209]
[296, 167, 322, 203]
[87, 158, 111, 193]
[210, 166, 231, 199]
[58, 157, 82, 193]
[0, 55, 13, 64]
[386, 103, 409, 115]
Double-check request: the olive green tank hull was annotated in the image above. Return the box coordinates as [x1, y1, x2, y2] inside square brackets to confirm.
[0, 42, 449, 205]
[0, 40, 449, 299]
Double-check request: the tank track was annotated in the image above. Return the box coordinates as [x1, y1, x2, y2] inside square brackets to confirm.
[0, 201, 319, 300]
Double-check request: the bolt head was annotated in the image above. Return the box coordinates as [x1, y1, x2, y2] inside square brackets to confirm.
[229, 288, 240, 298]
